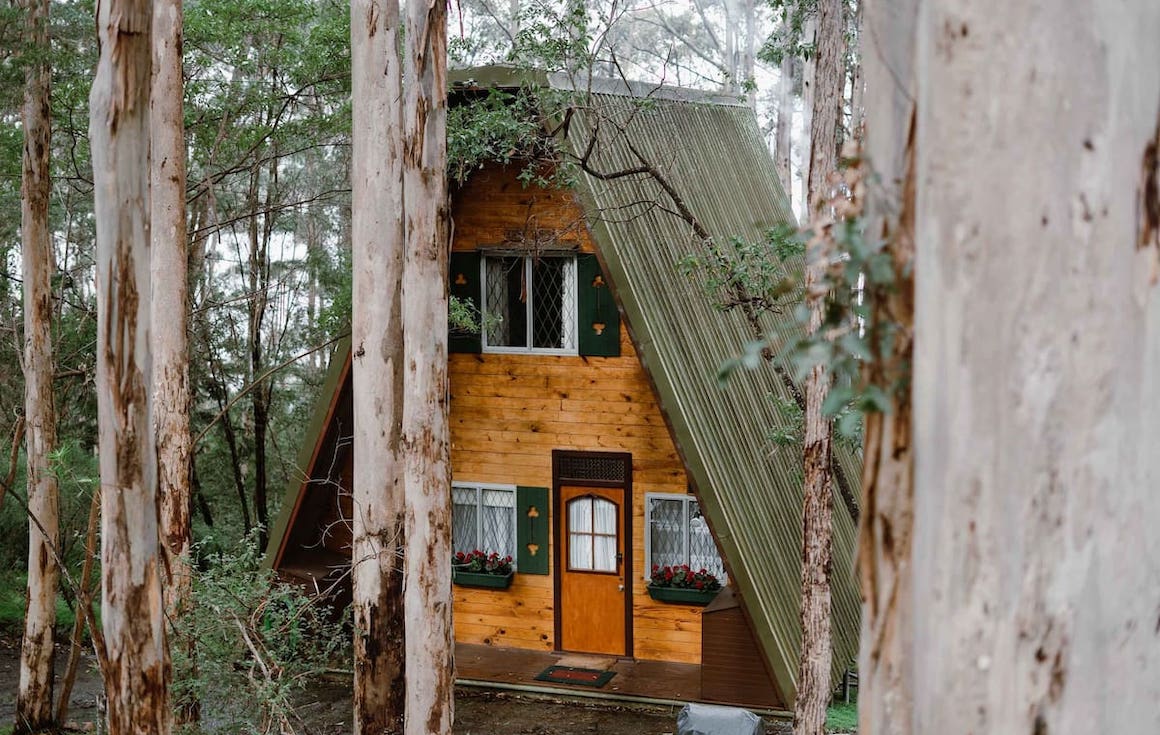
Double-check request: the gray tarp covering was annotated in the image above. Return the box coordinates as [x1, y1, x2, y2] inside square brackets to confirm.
[676, 703, 764, 735]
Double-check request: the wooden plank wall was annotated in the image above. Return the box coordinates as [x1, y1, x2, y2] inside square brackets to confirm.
[450, 165, 711, 664]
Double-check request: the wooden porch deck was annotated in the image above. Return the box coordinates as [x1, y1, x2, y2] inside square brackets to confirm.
[455, 642, 702, 705]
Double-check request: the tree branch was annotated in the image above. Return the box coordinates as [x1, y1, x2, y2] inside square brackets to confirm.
[193, 334, 349, 449]
[0, 417, 25, 513]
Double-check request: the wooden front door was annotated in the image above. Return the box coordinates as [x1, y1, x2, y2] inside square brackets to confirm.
[558, 485, 628, 655]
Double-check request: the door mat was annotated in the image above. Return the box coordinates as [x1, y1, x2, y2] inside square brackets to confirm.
[534, 665, 617, 688]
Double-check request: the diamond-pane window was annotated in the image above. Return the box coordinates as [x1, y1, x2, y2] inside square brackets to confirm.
[452, 484, 516, 561]
[645, 493, 727, 581]
[482, 255, 576, 352]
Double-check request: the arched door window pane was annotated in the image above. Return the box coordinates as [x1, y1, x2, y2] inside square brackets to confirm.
[567, 496, 617, 572]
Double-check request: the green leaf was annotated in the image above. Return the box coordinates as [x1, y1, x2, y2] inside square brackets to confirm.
[822, 384, 854, 417]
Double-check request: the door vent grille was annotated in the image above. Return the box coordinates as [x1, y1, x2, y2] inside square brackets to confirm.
[555, 453, 627, 484]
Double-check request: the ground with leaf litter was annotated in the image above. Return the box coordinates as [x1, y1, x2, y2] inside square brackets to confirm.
[1, 641, 793, 734]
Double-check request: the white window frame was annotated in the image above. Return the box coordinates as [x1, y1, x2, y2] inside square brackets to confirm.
[643, 492, 727, 581]
[480, 254, 579, 355]
[451, 481, 518, 566]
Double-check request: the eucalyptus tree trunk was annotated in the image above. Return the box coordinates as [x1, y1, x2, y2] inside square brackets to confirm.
[90, 1, 171, 732]
[151, 0, 193, 630]
[15, 0, 59, 731]
[722, 0, 738, 93]
[775, 50, 794, 210]
[795, 0, 844, 732]
[507, 0, 520, 45]
[857, 2, 916, 733]
[910, 1, 1160, 733]
[401, 0, 453, 732]
[847, 0, 864, 141]
[151, 0, 194, 722]
[246, 161, 271, 551]
[351, 0, 407, 732]
[799, 16, 816, 214]
[741, 0, 756, 108]
[202, 345, 253, 534]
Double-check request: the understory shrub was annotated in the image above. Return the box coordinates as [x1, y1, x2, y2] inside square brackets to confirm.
[173, 536, 348, 735]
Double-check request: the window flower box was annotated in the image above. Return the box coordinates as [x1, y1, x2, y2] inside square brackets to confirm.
[453, 569, 515, 589]
[452, 550, 515, 590]
[646, 584, 718, 606]
[647, 565, 721, 606]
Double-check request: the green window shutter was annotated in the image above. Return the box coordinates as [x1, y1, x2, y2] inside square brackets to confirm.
[449, 251, 482, 354]
[577, 253, 620, 357]
[516, 486, 550, 575]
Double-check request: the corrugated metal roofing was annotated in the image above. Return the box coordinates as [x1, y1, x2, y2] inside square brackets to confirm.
[550, 85, 862, 704]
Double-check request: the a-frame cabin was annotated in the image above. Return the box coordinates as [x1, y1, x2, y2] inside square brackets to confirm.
[265, 67, 861, 711]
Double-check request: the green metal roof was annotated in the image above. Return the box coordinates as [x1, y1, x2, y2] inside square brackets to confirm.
[550, 86, 861, 705]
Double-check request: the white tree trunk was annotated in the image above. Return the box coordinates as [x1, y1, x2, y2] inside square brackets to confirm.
[856, 1, 917, 733]
[911, 1, 1160, 733]
[90, 1, 171, 733]
[796, 0, 843, 732]
[351, 0, 407, 732]
[150, 0, 193, 635]
[848, 0, 864, 140]
[150, 0, 193, 723]
[402, 0, 453, 732]
[723, 0, 738, 93]
[741, 0, 757, 109]
[799, 15, 816, 218]
[16, 0, 59, 730]
[775, 50, 794, 209]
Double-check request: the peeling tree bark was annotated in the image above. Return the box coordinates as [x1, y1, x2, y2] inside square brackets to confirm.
[857, 2, 917, 733]
[15, 0, 59, 731]
[151, 0, 193, 722]
[799, 16, 816, 215]
[151, 0, 193, 645]
[351, 0, 406, 732]
[401, 0, 453, 732]
[910, 1, 1160, 733]
[795, 0, 844, 732]
[848, 0, 864, 141]
[90, 1, 172, 733]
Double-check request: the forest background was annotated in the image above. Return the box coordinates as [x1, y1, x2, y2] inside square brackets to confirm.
[0, 0, 860, 728]
[0, 0, 848, 605]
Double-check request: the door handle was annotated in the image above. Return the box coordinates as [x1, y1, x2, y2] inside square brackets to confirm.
[617, 584, 625, 591]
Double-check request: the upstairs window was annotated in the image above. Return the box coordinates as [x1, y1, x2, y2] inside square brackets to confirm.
[482, 255, 577, 353]
[645, 493, 727, 581]
[452, 483, 517, 561]
[449, 252, 619, 357]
